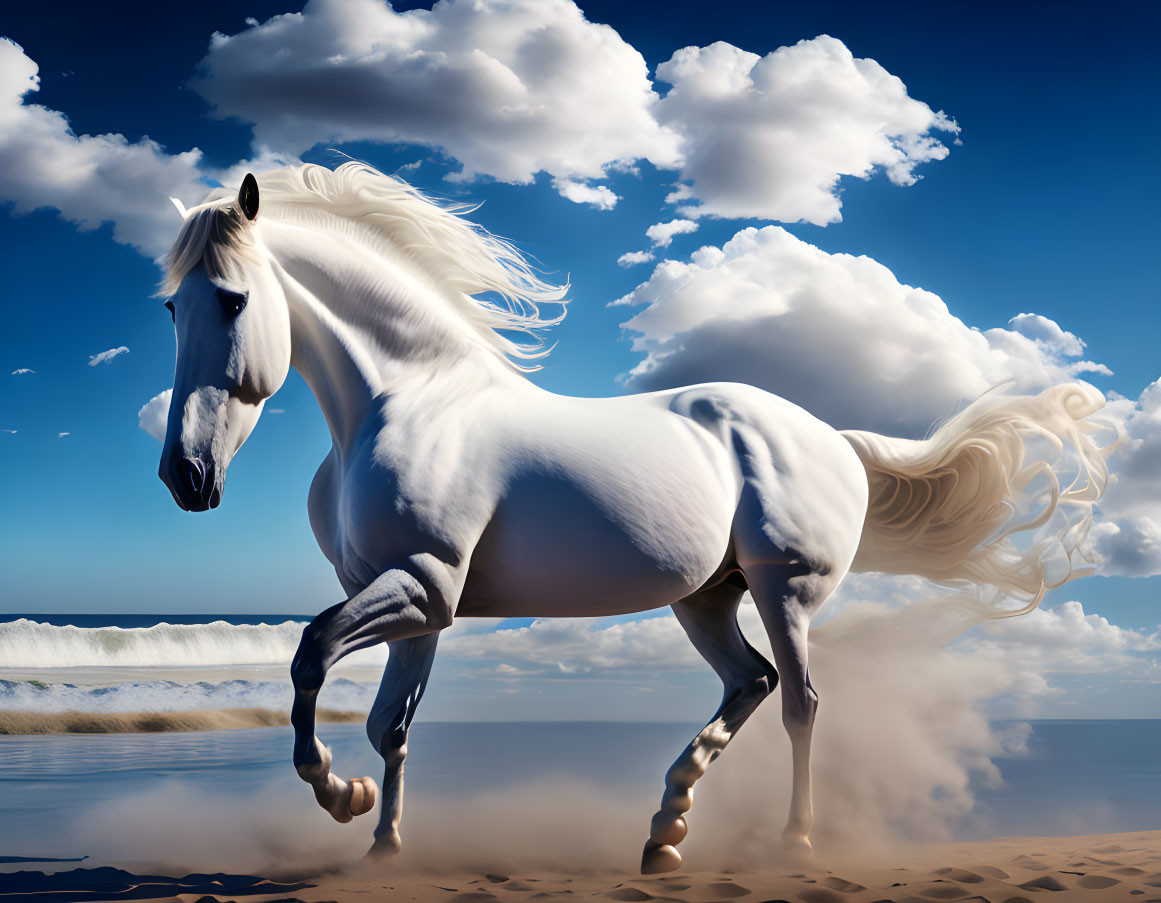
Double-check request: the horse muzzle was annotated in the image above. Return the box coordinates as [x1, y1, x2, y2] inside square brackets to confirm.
[160, 454, 222, 512]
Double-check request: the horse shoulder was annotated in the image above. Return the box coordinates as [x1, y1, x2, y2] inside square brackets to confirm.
[307, 446, 342, 569]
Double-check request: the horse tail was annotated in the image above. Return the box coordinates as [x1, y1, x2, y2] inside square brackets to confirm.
[840, 384, 1114, 617]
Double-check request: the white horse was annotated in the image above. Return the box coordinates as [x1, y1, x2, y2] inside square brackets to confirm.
[157, 163, 1108, 871]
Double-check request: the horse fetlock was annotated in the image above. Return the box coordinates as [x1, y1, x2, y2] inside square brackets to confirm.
[781, 829, 814, 859]
[660, 784, 693, 814]
[641, 839, 682, 875]
[368, 827, 403, 859]
[649, 810, 688, 846]
[311, 772, 379, 824]
[296, 740, 333, 783]
[665, 757, 705, 788]
[312, 772, 354, 823]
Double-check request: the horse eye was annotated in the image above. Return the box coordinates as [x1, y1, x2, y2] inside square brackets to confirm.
[218, 288, 248, 318]
[164, 300, 175, 322]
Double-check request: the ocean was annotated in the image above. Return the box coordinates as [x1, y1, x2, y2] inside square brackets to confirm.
[1, 614, 1159, 874]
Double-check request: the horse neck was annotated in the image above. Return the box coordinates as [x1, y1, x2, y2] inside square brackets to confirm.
[262, 220, 520, 455]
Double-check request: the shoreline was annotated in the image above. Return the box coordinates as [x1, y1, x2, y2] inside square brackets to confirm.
[0, 706, 362, 734]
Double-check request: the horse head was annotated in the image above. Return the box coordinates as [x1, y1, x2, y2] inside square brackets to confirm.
[158, 174, 291, 511]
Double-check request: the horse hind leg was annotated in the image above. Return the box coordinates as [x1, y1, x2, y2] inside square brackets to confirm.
[641, 578, 777, 875]
[742, 560, 841, 857]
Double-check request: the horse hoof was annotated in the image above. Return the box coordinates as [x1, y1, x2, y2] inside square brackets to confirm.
[650, 810, 688, 846]
[641, 840, 682, 874]
[349, 776, 378, 817]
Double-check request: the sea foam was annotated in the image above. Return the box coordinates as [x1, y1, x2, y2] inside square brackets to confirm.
[0, 675, 378, 713]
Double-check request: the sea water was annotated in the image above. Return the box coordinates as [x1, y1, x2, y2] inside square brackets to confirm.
[1, 614, 1159, 869]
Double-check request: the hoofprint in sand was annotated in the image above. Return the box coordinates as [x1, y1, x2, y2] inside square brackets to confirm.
[273, 830, 1161, 903]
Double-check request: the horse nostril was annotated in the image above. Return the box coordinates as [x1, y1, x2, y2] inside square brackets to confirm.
[179, 457, 206, 495]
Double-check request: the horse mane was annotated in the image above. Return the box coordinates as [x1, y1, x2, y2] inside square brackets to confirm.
[161, 162, 569, 368]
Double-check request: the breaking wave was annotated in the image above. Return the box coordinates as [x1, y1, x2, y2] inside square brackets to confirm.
[0, 618, 326, 669]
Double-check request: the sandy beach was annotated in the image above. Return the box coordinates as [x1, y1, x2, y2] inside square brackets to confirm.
[282, 830, 1161, 903]
[9, 829, 1159, 902]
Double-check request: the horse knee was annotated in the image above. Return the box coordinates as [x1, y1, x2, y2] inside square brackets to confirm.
[291, 641, 326, 693]
[367, 703, 409, 759]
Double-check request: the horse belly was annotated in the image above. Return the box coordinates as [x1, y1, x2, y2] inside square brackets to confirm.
[459, 465, 734, 618]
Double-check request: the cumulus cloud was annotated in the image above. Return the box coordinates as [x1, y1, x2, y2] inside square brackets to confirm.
[614, 225, 1108, 436]
[1089, 380, 1161, 576]
[444, 615, 697, 674]
[0, 39, 205, 257]
[138, 389, 171, 441]
[645, 217, 698, 248]
[954, 599, 1161, 717]
[11, 368, 34, 375]
[443, 587, 1159, 720]
[193, 5, 951, 221]
[653, 36, 958, 224]
[552, 178, 619, 210]
[194, 0, 681, 206]
[88, 346, 129, 367]
[617, 250, 654, 268]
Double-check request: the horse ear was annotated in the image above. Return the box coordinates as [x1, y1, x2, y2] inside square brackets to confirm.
[239, 173, 259, 221]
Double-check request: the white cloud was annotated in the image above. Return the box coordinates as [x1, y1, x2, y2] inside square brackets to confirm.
[977, 599, 1160, 659]
[1089, 380, 1161, 576]
[441, 583, 1159, 722]
[443, 615, 697, 673]
[194, 0, 680, 206]
[1, 429, 16, 435]
[653, 36, 958, 224]
[88, 346, 129, 367]
[615, 225, 1106, 436]
[1008, 312, 1086, 357]
[138, 389, 171, 442]
[193, 8, 951, 223]
[552, 177, 620, 210]
[617, 250, 654, 268]
[645, 217, 698, 248]
[11, 368, 35, 375]
[0, 39, 205, 257]
[57, 432, 70, 438]
[953, 600, 1161, 717]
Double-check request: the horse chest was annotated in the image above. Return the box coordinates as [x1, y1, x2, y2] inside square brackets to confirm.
[307, 444, 474, 590]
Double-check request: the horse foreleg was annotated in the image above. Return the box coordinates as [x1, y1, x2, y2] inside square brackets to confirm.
[365, 633, 440, 857]
[291, 564, 452, 824]
[642, 582, 777, 874]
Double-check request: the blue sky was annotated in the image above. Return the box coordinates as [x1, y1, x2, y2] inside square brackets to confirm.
[1, 1, 1158, 715]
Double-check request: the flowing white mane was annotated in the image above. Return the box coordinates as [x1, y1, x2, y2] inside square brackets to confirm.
[163, 162, 569, 367]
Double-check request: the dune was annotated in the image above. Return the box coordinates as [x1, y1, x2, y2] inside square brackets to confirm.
[0, 706, 362, 734]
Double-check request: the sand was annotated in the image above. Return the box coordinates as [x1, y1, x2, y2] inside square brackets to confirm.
[270, 830, 1161, 903]
[0, 706, 362, 734]
[6, 828, 1160, 901]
